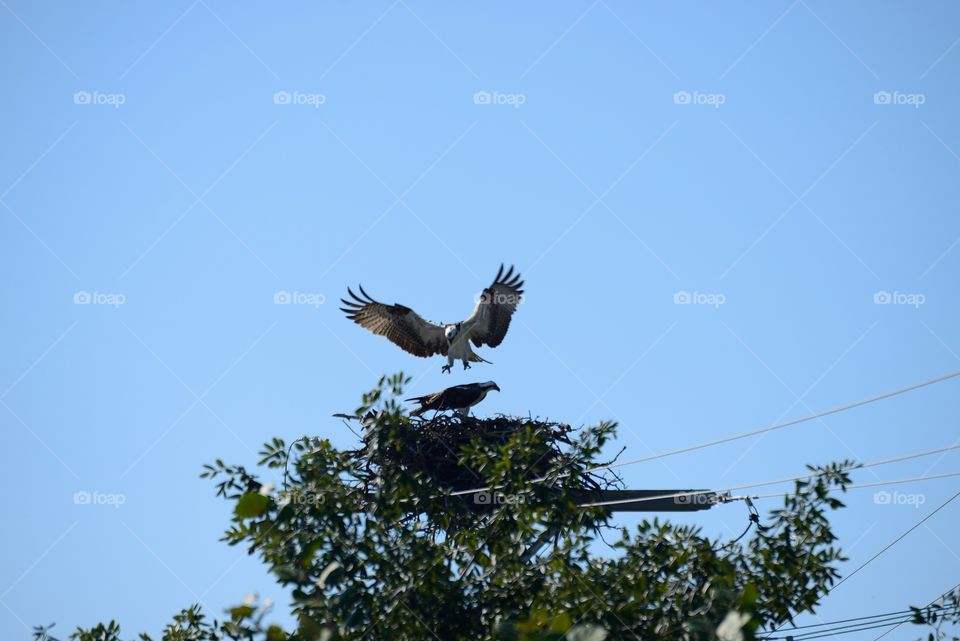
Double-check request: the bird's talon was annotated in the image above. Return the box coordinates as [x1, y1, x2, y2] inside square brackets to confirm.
[441, 364, 452, 374]
[463, 362, 471, 370]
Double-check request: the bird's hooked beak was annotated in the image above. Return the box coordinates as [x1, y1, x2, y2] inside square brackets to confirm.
[492, 383, 501, 392]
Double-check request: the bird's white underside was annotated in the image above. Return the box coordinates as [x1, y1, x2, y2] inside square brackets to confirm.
[447, 332, 479, 368]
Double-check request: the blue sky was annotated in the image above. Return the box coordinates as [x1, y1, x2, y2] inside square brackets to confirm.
[2, 1, 959, 637]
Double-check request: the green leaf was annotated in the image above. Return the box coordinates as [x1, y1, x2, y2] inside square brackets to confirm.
[738, 583, 759, 609]
[229, 604, 255, 620]
[234, 492, 270, 519]
[549, 612, 572, 632]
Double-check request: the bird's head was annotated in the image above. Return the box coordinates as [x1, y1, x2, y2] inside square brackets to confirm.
[482, 381, 500, 392]
[444, 323, 461, 341]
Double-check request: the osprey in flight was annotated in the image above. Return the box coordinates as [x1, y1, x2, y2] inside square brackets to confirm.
[340, 264, 524, 373]
[406, 381, 500, 417]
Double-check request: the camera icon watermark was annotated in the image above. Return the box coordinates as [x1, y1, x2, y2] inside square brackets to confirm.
[873, 90, 925, 108]
[273, 90, 326, 108]
[874, 490, 925, 508]
[472, 90, 526, 108]
[73, 490, 126, 508]
[673, 90, 725, 108]
[274, 290, 325, 307]
[673, 290, 726, 308]
[73, 90, 126, 108]
[873, 290, 925, 308]
[73, 290, 126, 308]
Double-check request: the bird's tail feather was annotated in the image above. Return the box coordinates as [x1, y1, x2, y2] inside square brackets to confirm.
[405, 394, 427, 417]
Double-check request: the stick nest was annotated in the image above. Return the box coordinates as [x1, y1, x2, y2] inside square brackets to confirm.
[343, 412, 616, 507]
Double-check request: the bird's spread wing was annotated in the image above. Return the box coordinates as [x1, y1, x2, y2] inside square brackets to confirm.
[466, 264, 524, 348]
[340, 286, 448, 357]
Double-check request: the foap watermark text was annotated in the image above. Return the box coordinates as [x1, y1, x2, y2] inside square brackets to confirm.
[673, 90, 725, 108]
[874, 490, 925, 508]
[873, 90, 925, 108]
[274, 90, 326, 108]
[74, 490, 126, 508]
[474, 491, 525, 505]
[274, 290, 325, 307]
[874, 290, 925, 308]
[473, 90, 526, 108]
[73, 90, 126, 108]
[74, 291, 126, 307]
[674, 290, 726, 308]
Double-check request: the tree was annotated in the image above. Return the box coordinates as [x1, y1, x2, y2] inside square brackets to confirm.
[910, 586, 960, 641]
[38, 374, 950, 641]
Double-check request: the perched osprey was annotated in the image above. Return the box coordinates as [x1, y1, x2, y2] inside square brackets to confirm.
[340, 264, 524, 373]
[406, 381, 500, 417]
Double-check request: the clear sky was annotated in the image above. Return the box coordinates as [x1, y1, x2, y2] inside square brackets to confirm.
[2, 1, 959, 638]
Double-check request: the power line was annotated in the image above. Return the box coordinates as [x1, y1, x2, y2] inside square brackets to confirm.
[772, 611, 959, 640]
[774, 605, 943, 631]
[575, 442, 960, 509]
[581, 470, 960, 509]
[872, 582, 960, 640]
[764, 603, 959, 639]
[760, 489, 960, 640]
[552, 369, 960, 479]
[741, 471, 960, 501]
[865, 442, 960, 469]
[771, 615, 958, 640]
[785, 621, 900, 639]
[448, 370, 960, 498]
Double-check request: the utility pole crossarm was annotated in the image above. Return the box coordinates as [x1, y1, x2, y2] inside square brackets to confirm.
[571, 489, 727, 512]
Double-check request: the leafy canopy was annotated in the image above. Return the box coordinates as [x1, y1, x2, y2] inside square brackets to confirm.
[39, 374, 943, 641]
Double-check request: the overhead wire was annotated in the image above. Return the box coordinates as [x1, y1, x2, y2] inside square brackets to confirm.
[740, 471, 960, 502]
[871, 581, 960, 640]
[575, 442, 960, 509]
[759, 489, 960, 640]
[772, 605, 947, 631]
[771, 612, 959, 640]
[447, 370, 960, 498]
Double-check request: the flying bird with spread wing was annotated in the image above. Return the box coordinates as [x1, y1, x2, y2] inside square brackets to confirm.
[340, 264, 524, 373]
[406, 381, 500, 417]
